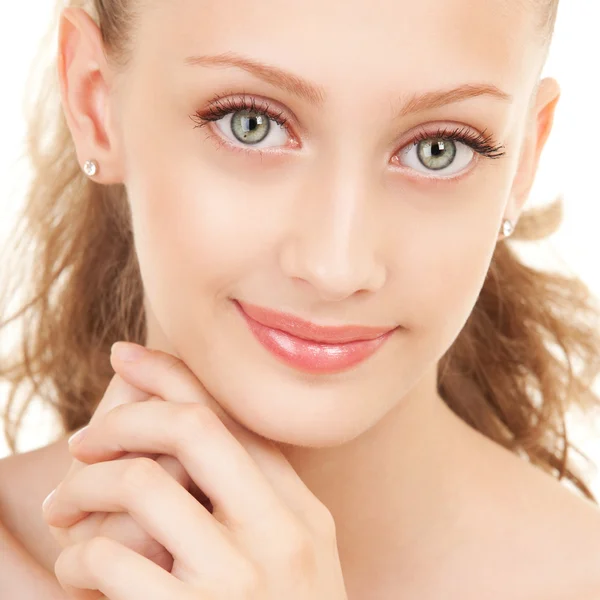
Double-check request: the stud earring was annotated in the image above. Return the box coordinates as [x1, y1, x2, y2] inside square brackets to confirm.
[501, 219, 514, 239]
[83, 160, 98, 177]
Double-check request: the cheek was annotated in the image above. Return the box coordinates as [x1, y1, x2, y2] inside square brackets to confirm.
[127, 165, 274, 300]
[393, 168, 509, 343]
[121, 93, 269, 298]
[405, 218, 498, 350]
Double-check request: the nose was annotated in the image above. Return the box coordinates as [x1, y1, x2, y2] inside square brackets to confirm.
[279, 171, 387, 302]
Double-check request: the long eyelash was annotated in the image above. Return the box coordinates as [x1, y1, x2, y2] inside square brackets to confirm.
[190, 93, 290, 130]
[189, 95, 507, 161]
[412, 126, 506, 159]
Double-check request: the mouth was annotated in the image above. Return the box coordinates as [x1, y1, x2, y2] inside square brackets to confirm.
[233, 299, 398, 374]
[235, 300, 396, 343]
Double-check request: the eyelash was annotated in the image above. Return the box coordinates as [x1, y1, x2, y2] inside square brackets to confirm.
[189, 92, 507, 164]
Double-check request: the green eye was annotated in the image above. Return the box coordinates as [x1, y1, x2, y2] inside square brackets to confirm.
[416, 138, 458, 171]
[191, 94, 291, 153]
[393, 126, 506, 178]
[229, 109, 271, 145]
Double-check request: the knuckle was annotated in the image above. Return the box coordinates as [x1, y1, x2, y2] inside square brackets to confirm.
[55, 536, 116, 584]
[104, 402, 128, 435]
[209, 559, 261, 598]
[279, 523, 317, 577]
[287, 526, 313, 554]
[81, 536, 115, 570]
[177, 404, 221, 442]
[120, 457, 164, 499]
[234, 560, 261, 595]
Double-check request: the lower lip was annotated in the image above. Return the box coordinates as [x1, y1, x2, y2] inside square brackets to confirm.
[234, 301, 395, 374]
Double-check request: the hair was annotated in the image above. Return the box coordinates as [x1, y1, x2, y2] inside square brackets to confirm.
[3, 0, 599, 502]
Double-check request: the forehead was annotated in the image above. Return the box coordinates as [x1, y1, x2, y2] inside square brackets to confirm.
[138, 0, 543, 102]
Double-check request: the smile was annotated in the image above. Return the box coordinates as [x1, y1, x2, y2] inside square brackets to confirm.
[233, 300, 397, 374]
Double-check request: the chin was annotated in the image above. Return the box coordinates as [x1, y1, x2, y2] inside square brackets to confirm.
[178, 341, 427, 448]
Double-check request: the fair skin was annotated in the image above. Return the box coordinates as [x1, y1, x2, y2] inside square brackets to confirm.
[2, 0, 600, 597]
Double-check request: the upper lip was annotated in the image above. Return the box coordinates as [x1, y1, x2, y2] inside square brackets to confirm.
[235, 300, 397, 344]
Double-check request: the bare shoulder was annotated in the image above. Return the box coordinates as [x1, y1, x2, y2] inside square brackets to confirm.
[530, 476, 600, 599]
[533, 486, 599, 598]
[467, 433, 600, 599]
[0, 442, 71, 599]
[0, 512, 67, 599]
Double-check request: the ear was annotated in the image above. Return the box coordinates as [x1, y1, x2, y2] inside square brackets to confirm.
[505, 77, 561, 224]
[57, 7, 125, 184]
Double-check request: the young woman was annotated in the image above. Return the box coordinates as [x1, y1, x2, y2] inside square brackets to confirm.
[1, 0, 600, 598]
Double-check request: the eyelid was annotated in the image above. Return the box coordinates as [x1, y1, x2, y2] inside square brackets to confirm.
[210, 90, 303, 135]
[192, 92, 303, 153]
[192, 93, 505, 173]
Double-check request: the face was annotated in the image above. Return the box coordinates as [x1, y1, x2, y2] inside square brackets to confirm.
[69, 0, 558, 447]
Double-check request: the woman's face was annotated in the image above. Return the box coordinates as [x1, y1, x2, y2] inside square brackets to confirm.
[106, 0, 556, 446]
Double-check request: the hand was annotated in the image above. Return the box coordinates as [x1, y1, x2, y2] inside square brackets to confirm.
[43, 342, 349, 600]
[45, 344, 229, 593]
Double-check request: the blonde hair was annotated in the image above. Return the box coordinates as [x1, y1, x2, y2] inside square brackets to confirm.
[3, 0, 599, 502]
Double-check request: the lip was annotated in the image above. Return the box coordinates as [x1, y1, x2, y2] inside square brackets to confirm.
[235, 300, 395, 343]
[234, 300, 397, 374]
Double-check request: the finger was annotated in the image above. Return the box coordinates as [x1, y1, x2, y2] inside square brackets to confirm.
[52, 454, 192, 570]
[67, 399, 306, 536]
[110, 342, 234, 425]
[157, 453, 212, 510]
[50, 509, 175, 575]
[90, 370, 152, 422]
[106, 344, 321, 523]
[49, 365, 191, 596]
[46, 453, 178, 546]
[54, 536, 193, 600]
[44, 457, 243, 579]
[63, 372, 158, 482]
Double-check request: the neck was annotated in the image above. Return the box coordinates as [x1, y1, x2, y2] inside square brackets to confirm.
[277, 369, 470, 582]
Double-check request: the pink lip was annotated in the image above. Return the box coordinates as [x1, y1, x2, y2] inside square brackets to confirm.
[234, 300, 397, 374]
[235, 300, 395, 343]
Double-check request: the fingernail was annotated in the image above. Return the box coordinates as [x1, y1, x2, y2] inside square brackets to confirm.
[68, 426, 89, 446]
[111, 341, 147, 362]
[42, 488, 56, 512]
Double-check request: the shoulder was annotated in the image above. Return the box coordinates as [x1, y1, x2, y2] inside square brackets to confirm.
[431, 417, 600, 599]
[0, 514, 67, 599]
[470, 436, 600, 599]
[0, 441, 71, 599]
[531, 486, 600, 599]
[0, 455, 67, 599]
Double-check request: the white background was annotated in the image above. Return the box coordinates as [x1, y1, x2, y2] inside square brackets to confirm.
[0, 1, 599, 496]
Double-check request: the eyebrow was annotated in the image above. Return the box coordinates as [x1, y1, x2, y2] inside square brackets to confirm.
[184, 51, 513, 117]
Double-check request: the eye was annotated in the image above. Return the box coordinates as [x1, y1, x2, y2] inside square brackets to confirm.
[190, 95, 507, 175]
[392, 126, 506, 179]
[190, 93, 296, 156]
[213, 107, 289, 148]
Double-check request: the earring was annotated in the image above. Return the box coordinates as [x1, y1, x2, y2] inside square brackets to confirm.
[83, 160, 98, 177]
[501, 219, 514, 238]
